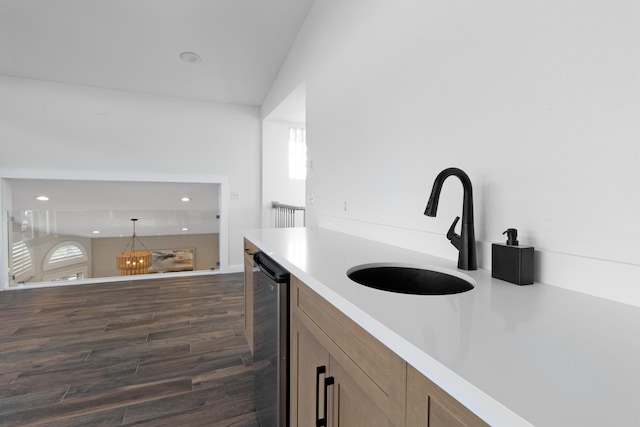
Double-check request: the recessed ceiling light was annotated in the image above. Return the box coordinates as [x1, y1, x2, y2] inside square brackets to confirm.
[182, 227, 189, 231]
[35, 195, 49, 201]
[180, 197, 191, 202]
[180, 52, 201, 63]
[92, 230, 101, 234]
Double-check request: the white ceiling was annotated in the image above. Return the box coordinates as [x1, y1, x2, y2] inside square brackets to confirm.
[1, 2, 313, 241]
[0, 0, 315, 105]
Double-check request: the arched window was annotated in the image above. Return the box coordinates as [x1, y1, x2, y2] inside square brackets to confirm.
[11, 241, 33, 278]
[43, 241, 88, 271]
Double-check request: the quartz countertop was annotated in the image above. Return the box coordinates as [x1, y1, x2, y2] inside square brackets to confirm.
[244, 227, 640, 426]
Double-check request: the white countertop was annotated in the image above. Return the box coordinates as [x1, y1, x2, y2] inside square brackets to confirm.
[245, 227, 640, 427]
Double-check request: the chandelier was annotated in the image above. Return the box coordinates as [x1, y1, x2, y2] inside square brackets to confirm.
[116, 218, 152, 276]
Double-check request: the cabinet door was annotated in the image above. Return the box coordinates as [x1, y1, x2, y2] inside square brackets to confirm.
[328, 355, 396, 427]
[406, 365, 489, 427]
[243, 239, 259, 354]
[291, 319, 330, 427]
[243, 254, 254, 353]
[292, 276, 406, 423]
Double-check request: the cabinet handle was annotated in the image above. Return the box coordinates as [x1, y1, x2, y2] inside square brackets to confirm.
[323, 376, 335, 427]
[315, 366, 326, 426]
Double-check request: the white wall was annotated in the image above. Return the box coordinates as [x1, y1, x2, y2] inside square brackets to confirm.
[0, 76, 261, 274]
[92, 233, 219, 279]
[262, 120, 306, 227]
[263, 0, 640, 306]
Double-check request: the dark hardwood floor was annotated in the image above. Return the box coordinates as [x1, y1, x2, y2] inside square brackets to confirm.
[0, 273, 259, 426]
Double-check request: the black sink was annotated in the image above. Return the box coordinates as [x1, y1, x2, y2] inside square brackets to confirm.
[347, 264, 474, 295]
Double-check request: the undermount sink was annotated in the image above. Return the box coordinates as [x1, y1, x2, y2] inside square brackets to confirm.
[347, 264, 474, 295]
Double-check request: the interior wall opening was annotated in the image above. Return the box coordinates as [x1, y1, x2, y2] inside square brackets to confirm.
[4, 178, 222, 288]
[262, 83, 307, 228]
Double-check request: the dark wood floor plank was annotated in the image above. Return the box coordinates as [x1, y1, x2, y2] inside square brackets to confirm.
[86, 340, 191, 363]
[0, 273, 258, 426]
[0, 348, 91, 375]
[122, 375, 254, 425]
[8, 358, 140, 391]
[0, 337, 49, 354]
[0, 378, 192, 426]
[0, 386, 68, 416]
[30, 407, 127, 427]
[190, 334, 250, 356]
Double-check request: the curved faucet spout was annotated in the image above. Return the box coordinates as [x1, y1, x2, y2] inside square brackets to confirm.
[424, 167, 477, 270]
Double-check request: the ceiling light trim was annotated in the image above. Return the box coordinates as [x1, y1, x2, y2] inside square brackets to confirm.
[179, 52, 201, 64]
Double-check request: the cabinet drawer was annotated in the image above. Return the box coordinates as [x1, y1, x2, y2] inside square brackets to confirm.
[292, 276, 406, 425]
[244, 239, 259, 265]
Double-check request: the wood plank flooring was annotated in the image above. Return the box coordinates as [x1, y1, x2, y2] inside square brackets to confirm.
[0, 274, 259, 426]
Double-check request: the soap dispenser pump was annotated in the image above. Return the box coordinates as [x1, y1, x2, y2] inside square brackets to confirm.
[492, 228, 534, 285]
[504, 228, 518, 246]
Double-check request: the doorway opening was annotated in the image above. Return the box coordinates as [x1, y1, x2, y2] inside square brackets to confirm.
[262, 83, 307, 228]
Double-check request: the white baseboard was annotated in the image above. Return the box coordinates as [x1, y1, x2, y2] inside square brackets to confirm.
[224, 264, 244, 274]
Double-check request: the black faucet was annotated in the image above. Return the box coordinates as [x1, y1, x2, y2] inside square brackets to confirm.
[424, 167, 477, 270]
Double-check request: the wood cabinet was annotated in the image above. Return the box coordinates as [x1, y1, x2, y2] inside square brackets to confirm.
[243, 238, 259, 354]
[291, 318, 330, 426]
[291, 276, 406, 427]
[406, 365, 489, 427]
[292, 320, 397, 427]
[290, 274, 489, 427]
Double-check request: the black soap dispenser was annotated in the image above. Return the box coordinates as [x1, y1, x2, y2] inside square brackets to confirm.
[491, 228, 534, 285]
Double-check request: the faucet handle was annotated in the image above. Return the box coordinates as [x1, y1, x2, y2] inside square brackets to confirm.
[447, 216, 461, 250]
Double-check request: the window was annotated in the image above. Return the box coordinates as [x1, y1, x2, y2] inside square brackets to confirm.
[43, 241, 88, 271]
[48, 244, 84, 264]
[289, 127, 307, 180]
[11, 241, 33, 277]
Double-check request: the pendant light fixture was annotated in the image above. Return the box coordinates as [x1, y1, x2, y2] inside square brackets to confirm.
[116, 219, 152, 276]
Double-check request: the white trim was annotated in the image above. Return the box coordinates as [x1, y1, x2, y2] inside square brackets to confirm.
[226, 264, 244, 274]
[218, 177, 230, 273]
[42, 266, 88, 282]
[8, 269, 220, 290]
[0, 179, 9, 291]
